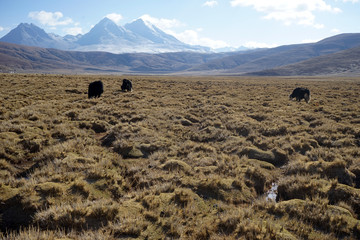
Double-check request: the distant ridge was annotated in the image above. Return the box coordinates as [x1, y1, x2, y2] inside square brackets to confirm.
[248, 46, 360, 76]
[1, 32, 360, 76]
[0, 41, 230, 74]
[186, 33, 360, 74]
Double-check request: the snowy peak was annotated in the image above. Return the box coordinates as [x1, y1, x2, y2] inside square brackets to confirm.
[0, 23, 75, 50]
[94, 17, 127, 35]
[77, 17, 136, 45]
[125, 18, 180, 44]
[1, 23, 53, 46]
[98, 17, 117, 26]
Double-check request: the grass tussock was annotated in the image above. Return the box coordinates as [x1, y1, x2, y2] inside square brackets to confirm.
[1, 74, 360, 239]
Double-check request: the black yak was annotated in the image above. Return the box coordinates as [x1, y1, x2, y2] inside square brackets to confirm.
[289, 87, 310, 103]
[121, 79, 132, 92]
[88, 81, 103, 99]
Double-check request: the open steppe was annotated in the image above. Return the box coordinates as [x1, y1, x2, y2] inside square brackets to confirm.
[1, 73, 360, 239]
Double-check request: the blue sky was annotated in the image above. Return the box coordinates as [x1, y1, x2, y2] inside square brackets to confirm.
[0, 0, 359, 49]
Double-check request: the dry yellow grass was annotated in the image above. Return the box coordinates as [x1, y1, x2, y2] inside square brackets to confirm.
[1, 73, 360, 239]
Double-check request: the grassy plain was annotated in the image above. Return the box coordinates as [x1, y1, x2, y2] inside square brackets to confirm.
[1, 73, 360, 239]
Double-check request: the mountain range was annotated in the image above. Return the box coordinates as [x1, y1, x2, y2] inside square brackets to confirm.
[249, 45, 360, 76]
[1, 18, 360, 76]
[0, 17, 210, 54]
[0, 41, 236, 74]
[185, 33, 360, 75]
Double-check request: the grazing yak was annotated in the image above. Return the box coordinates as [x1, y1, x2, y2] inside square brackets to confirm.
[289, 87, 310, 103]
[121, 79, 132, 92]
[88, 80, 103, 99]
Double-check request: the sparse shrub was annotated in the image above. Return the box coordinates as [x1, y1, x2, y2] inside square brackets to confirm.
[277, 175, 326, 201]
[88, 203, 119, 222]
[324, 159, 355, 186]
[19, 139, 41, 153]
[336, 201, 356, 218]
[181, 118, 193, 126]
[194, 178, 229, 201]
[327, 183, 360, 216]
[190, 126, 230, 142]
[272, 198, 359, 238]
[292, 140, 314, 155]
[111, 217, 146, 239]
[35, 182, 65, 197]
[248, 114, 267, 122]
[90, 120, 109, 133]
[0, 159, 17, 173]
[303, 114, 317, 122]
[239, 147, 288, 167]
[34, 199, 119, 230]
[192, 226, 211, 240]
[101, 131, 117, 147]
[309, 119, 324, 128]
[172, 188, 195, 207]
[245, 167, 267, 194]
[125, 146, 144, 158]
[228, 122, 252, 137]
[65, 110, 78, 120]
[70, 180, 90, 198]
[161, 159, 191, 173]
[349, 164, 360, 188]
[148, 150, 168, 164]
[304, 159, 355, 186]
[217, 215, 240, 235]
[261, 125, 287, 136]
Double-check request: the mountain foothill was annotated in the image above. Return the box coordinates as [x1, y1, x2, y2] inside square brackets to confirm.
[1, 17, 360, 76]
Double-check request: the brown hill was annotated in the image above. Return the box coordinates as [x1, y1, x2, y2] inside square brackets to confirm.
[0, 41, 230, 74]
[0, 42, 103, 72]
[249, 46, 360, 76]
[1, 33, 360, 76]
[186, 33, 360, 74]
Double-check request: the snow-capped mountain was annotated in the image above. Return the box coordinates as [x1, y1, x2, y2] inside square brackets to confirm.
[0, 23, 73, 50]
[124, 18, 181, 45]
[77, 18, 138, 45]
[0, 18, 209, 53]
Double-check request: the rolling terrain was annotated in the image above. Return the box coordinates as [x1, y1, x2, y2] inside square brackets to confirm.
[249, 46, 360, 76]
[1, 74, 360, 239]
[186, 33, 360, 75]
[1, 32, 360, 75]
[0, 41, 233, 74]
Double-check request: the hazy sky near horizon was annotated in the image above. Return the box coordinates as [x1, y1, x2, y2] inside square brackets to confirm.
[0, 0, 359, 49]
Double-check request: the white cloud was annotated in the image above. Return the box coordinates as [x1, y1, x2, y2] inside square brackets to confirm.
[139, 15, 228, 49]
[331, 28, 341, 33]
[105, 13, 123, 25]
[28, 11, 73, 26]
[64, 27, 83, 35]
[0, 26, 4, 31]
[203, 1, 218, 7]
[140, 14, 184, 31]
[230, 0, 341, 28]
[172, 29, 229, 49]
[341, 0, 358, 3]
[301, 38, 321, 43]
[243, 41, 278, 49]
